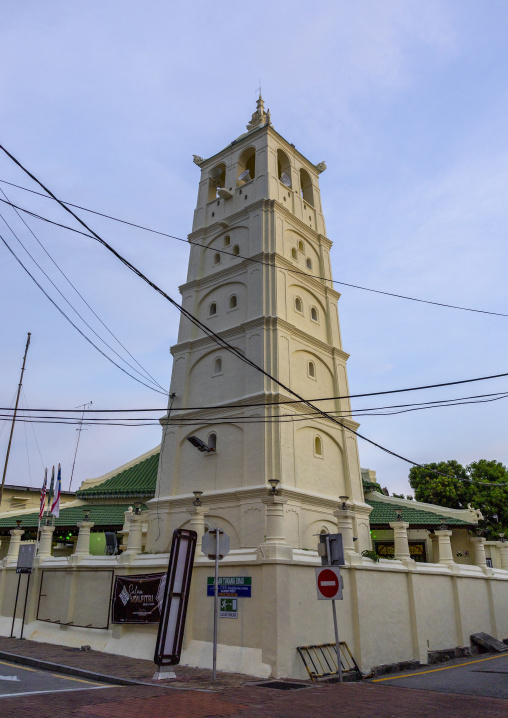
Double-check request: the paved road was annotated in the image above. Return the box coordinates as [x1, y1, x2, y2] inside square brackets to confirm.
[372, 652, 508, 699]
[0, 659, 111, 699]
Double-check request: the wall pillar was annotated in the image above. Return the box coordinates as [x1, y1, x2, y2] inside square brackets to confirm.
[499, 541, 508, 570]
[125, 513, 144, 555]
[74, 521, 95, 556]
[258, 497, 292, 560]
[189, 505, 208, 555]
[389, 521, 413, 562]
[470, 536, 488, 569]
[4, 529, 24, 565]
[37, 525, 55, 560]
[333, 508, 355, 553]
[434, 529, 455, 565]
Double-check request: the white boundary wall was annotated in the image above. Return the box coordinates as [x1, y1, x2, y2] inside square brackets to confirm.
[1, 551, 508, 679]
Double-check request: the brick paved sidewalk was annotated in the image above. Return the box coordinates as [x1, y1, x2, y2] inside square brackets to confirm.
[0, 635, 255, 690]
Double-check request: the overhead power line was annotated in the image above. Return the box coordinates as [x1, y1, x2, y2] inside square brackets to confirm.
[0, 178, 506, 318]
[0, 145, 494, 482]
[0, 186, 165, 392]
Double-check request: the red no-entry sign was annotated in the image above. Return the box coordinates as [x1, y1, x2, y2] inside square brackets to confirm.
[315, 567, 343, 600]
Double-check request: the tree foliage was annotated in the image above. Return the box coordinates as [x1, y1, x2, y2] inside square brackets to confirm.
[408, 459, 508, 537]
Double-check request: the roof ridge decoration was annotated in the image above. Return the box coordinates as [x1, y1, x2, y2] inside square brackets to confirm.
[246, 93, 268, 132]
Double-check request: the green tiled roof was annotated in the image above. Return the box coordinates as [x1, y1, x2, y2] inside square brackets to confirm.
[0, 504, 147, 531]
[367, 498, 472, 527]
[77, 452, 159, 499]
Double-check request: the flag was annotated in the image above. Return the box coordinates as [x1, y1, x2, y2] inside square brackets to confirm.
[39, 468, 47, 520]
[50, 464, 61, 518]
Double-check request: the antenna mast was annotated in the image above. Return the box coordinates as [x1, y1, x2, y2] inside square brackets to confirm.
[0, 332, 31, 506]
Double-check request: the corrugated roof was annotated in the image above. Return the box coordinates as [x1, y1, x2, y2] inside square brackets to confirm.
[0, 504, 147, 530]
[77, 452, 159, 499]
[367, 498, 471, 527]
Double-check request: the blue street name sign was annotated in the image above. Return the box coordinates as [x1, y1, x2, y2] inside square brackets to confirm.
[207, 576, 252, 598]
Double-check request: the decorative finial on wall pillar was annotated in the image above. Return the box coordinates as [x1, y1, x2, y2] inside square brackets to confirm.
[246, 92, 267, 131]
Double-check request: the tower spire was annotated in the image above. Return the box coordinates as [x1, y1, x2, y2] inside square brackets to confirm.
[246, 91, 267, 131]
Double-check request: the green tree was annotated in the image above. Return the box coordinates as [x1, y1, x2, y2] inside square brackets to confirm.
[408, 459, 508, 537]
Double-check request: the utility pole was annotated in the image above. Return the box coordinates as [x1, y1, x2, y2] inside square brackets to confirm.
[68, 401, 92, 491]
[0, 332, 31, 506]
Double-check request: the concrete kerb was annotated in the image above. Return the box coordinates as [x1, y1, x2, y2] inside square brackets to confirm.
[0, 649, 202, 691]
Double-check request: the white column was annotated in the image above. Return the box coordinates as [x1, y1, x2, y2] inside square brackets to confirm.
[38, 525, 55, 559]
[434, 529, 455, 565]
[4, 529, 24, 565]
[189, 505, 208, 555]
[125, 513, 144, 555]
[333, 508, 355, 552]
[258, 497, 292, 560]
[470, 536, 488, 568]
[74, 521, 94, 556]
[389, 521, 412, 561]
[499, 541, 508, 570]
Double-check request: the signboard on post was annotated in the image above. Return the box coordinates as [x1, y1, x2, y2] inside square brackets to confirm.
[207, 577, 252, 597]
[154, 528, 197, 667]
[219, 598, 238, 618]
[16, 544, 35, 574]
[318, 533, 344, 566]
[202, 530, 230, 560]
[112, 573, 166, 624]
[315, 567, 343, 600]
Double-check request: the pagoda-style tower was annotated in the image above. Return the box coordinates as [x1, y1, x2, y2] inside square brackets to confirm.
[147, 96, 372, 555]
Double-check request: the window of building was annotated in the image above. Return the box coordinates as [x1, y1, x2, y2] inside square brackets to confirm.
[232, 245, 240, 256]
[237, 147, 256, 185]
[291, 247, 298, 260]
[295, 297, 303, 313]
[208, 432, 217, 451]
[298, 240, 305, 253]
[213, 357, 222, 374]
[207, 163, 226, 203]
[229, 294, 238, 310]
[209, 302, 217, 316]
[224, 235, 231, 246]
[213, 252, 221, 264]
[299, 168, 314, 206]
[311, 307, 318, 322]
[314, 436, 323, 457]
[277, 149, 292, 188]
[306, 258, 312, 270]
[308, 360, 316, 378]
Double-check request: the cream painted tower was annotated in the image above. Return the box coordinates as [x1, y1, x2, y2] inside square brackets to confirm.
[147, 97, 372, 554]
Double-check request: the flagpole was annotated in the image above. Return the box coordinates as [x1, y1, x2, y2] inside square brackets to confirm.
[35, 468, 47, 556]
[45, 466, 55, 525]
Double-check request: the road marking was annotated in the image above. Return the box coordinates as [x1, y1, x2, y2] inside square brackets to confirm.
[0, 660, 36, 672]
[0, 685, 115, 699]
[49, 672, 105, 686]
[373, 652, 508, 682]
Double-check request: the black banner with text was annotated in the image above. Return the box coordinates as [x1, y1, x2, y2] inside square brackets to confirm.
[111, 573, 166, 624]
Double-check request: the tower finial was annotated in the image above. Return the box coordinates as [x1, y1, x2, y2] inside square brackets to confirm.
[246, 90, 267, 132]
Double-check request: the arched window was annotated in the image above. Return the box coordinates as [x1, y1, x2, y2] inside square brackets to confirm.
[208, 432, 217, 451]
[224, 235, 231, 246]
[300, 168, 314, 206]
[277, 149, 292, 188]
[207, 163, 226, 202]
[311, 307, 318, 322]
[229, 294, 238, 310]
[232, 245, 240, 256]
[306, 258, 312, 270]
[295, 297, 303, 313]
[320, 527, 328, 535]
[213, 357, 222, 374]
[209, 302, 217, 316]
[314, 436, 323, 457]
[213, 252, 221, 264]
[298, 240, 305, 253]
[308, 360, 316, 378]
[237, 147, 256, 184]
[291, 247, 298, 260]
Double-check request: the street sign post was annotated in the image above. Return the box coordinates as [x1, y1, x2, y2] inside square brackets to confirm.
[11, 544, 36, 639]
[317, 533, 345, 682]
[203, 528, 230, 681]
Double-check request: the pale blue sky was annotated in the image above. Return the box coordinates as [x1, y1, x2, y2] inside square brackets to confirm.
[1, 1, 507, 495]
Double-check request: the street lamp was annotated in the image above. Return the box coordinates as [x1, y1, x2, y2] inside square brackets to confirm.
[16, 519, 21, 528]
[193, 491, 203, 506]
[268, 479, 280, 495]
[339, 496, 349, 510]
[133, 502, 142, 515]
[395, 509, 404, 521]
[83, 507, 91, 521]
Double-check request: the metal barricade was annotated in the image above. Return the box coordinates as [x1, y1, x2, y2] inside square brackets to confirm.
[297, 641, 362, 681]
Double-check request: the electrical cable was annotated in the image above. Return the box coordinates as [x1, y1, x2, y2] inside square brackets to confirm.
[0, 144, 501, 481]
[0, 181, 506, 318]
[0, 231, 167, 395]
[0, 186, 165, 392]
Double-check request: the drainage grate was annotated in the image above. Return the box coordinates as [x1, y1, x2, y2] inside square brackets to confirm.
[254, 680, 309, 690]
[297, 642, 362, 682]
